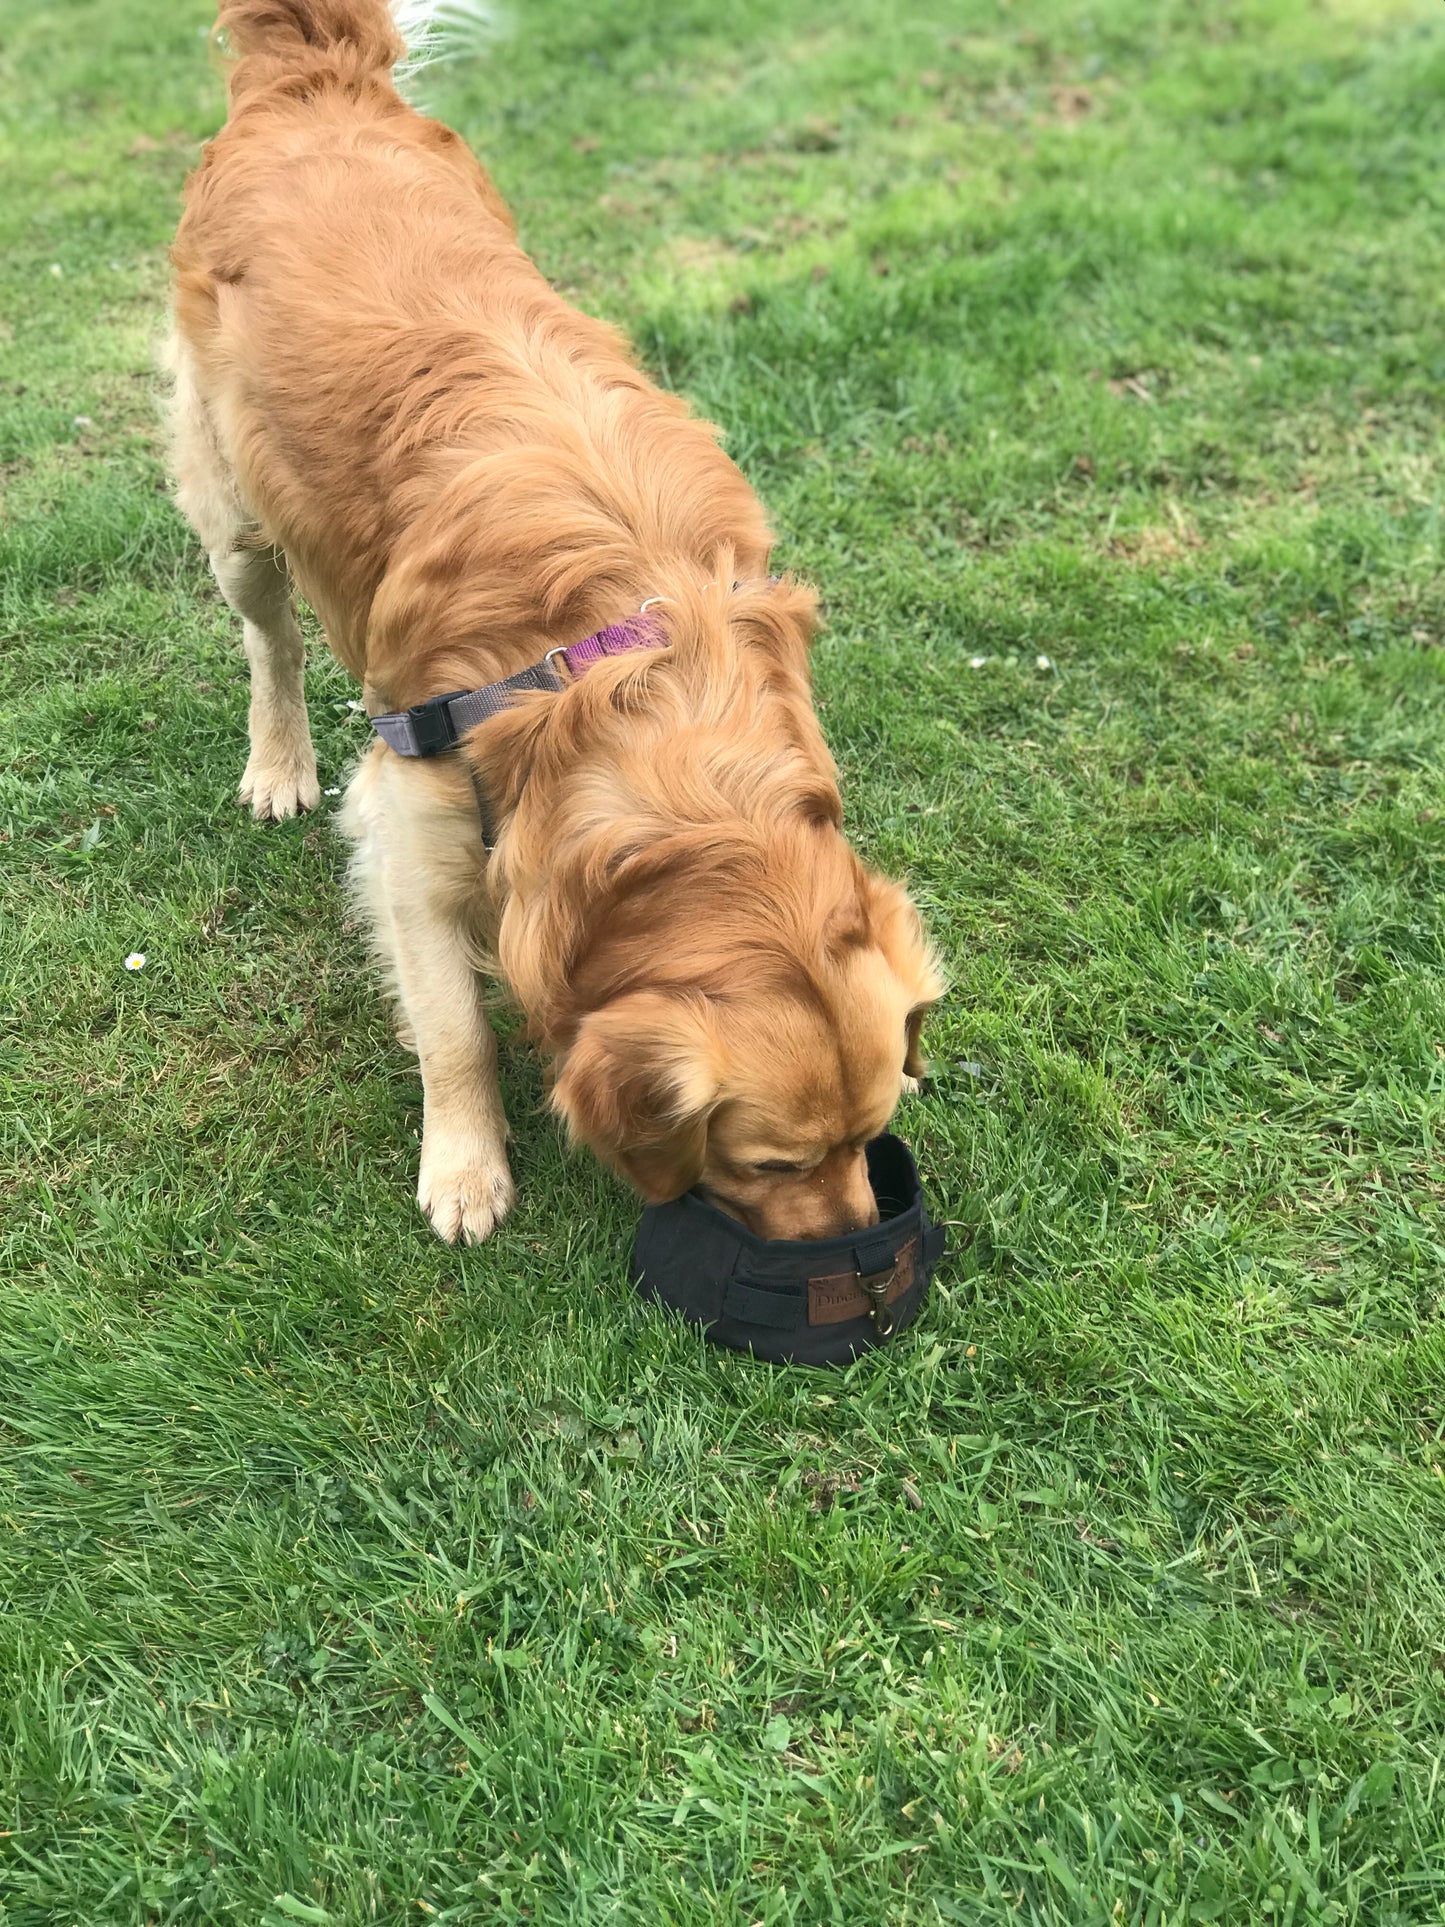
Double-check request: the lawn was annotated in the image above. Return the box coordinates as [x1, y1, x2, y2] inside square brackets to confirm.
[2, 0, 1444, 1920]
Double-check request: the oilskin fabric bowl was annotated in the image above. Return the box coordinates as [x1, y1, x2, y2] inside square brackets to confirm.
[632, 1134, 944, 1365]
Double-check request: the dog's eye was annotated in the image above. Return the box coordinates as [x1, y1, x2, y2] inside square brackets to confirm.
[752, 1159, 806, 1175]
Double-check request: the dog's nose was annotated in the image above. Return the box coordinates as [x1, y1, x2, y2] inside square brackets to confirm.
[812, 1197, 879, 1240]
[834, 1204, 879, 1237]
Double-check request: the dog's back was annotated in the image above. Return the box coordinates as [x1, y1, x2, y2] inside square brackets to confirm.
[172, 0, 769, 696]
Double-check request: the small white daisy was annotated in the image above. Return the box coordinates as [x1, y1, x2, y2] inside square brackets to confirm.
[124, 952, 146, 971]
[969, 654, 988, 669]
[324, 787, 340, 797]
[49, 262, 63, 277]
[1036, 653, 1053, 671]
[73, 414, 93, 428]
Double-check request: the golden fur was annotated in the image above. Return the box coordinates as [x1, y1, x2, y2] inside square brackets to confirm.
[168, 0, 940, 1242]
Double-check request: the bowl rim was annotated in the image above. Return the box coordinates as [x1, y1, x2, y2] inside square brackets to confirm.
[639, 1132, 924, 1267]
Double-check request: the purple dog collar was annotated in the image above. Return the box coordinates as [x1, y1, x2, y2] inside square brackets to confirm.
[369, 607, 668, 759]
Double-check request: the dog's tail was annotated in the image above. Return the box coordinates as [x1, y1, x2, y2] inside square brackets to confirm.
[215, 0, 406, 98]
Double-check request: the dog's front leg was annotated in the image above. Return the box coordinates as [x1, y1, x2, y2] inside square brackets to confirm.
[343, 746, 515, 1244]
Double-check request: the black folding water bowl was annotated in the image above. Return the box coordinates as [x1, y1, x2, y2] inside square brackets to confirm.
[632, 1133, 945, 1365]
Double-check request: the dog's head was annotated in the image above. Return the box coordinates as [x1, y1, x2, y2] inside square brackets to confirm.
[484, 571, 941, 1239]
[552, 836, 941, 1240]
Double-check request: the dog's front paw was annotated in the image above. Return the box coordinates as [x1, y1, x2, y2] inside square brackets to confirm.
[240, 748, 321, 821]
[417, 1136, 516, 1245]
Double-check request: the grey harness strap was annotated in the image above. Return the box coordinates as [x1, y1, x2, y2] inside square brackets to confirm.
[367, 612, 672, 843]
[369, 659, 567, 759]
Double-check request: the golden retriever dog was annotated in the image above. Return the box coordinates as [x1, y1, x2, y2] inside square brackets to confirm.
[167, 0, 940, 1244]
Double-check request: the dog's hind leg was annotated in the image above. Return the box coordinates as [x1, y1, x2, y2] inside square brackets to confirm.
[212, 542, 321, 821]
[165, 327, 320, 820]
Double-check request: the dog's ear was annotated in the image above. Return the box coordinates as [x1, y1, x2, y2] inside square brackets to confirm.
[859, 872, 943, 1078]
[731, 572, 821, 670]
[552, 992, 726, 1200]
[904, 1003, 932, 1080]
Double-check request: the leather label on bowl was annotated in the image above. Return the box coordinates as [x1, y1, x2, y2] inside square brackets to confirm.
[807, 1238, 917, 1326]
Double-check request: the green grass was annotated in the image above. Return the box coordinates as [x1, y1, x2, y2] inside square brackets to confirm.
[2, 0, 1444, 1919]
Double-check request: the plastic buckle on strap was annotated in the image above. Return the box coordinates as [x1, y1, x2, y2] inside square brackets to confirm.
[406, 691, 469, 755]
